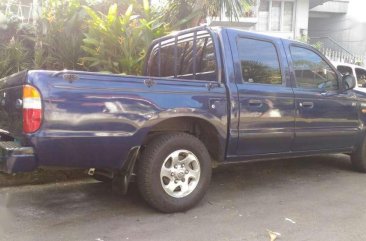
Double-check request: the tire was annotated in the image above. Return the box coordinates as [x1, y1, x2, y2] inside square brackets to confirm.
[137, 133, 212, 213]
[351, 136, 366, 172]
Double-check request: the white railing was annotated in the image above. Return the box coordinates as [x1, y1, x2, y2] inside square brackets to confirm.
[310, 36, 365, 66]
[320, 48, 365, 66]
[1, 1, 33, 24]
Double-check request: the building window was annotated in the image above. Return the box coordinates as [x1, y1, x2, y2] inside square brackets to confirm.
[257, 0, 295, 32]
[271, 1, 281, 31]
[283, 2, 294, 31]
[257, 1, 270, 31]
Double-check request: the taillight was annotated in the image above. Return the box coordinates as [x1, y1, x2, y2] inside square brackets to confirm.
[23, 85, 42, 133]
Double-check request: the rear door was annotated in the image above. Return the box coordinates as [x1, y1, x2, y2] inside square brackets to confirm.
[288, 45, 360, 151]
[229, 32, 295, 156]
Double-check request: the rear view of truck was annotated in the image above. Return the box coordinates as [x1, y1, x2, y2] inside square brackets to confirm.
[0, 70, 40, 173]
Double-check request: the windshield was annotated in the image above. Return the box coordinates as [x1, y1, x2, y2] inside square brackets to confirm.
[337, 65, 353, 76]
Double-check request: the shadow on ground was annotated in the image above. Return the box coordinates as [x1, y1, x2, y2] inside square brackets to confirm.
[1, 154, 354, 214]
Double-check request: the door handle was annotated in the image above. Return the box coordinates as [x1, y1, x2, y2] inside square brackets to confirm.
[248, 99, 263, 107]
[299, 102, 314, 108]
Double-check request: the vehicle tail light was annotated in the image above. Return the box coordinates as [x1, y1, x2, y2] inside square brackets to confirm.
[23, 85, 42, 133]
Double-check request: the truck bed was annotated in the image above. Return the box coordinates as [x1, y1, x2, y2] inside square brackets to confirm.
[0, 70, 228, 172]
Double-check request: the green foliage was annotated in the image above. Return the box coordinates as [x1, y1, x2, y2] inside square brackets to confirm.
[35, 0, 86, 70]
[81, 1, 168, 75]
[160, 0, 198, 30]
[0, 14, 21, 41]
[297, 35, 323, 50]
[0, 0, 169, 77]
[0, 11, 34, 43]
[208, 0, 253, 20]
[161, 0, 251, 29]
[312, 42, 323, 51]
[0, 11, 35, 79]
[0, 38, 32, 78]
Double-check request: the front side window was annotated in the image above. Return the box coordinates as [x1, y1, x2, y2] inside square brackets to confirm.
[356, 68, 366, 87]
[290, 46, 338, 91]
[237, 38, 282, 85]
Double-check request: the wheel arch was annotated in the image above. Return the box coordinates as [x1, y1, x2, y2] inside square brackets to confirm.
[140, 116, 226, 164]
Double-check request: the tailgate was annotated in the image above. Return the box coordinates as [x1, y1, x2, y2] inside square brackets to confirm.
[0, 71, 28, 139]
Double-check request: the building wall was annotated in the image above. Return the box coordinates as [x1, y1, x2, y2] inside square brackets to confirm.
[294, 0, 309, 38]
[210, 0, 310, 40]
[309, 0, 366, 63]
[260, 0, 309, 39]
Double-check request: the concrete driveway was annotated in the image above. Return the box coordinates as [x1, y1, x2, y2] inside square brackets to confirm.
[1, 154, 366, 241]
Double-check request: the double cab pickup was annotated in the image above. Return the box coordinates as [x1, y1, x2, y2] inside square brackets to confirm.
[1, 26, 365, 212]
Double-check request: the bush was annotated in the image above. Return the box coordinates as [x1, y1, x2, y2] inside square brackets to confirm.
[0, 0, 170, 77]
[0, 13, 34, 79]
[35, 0, 86, 70]
[81, 0, 168, 75]
[0, 37, 32, 78]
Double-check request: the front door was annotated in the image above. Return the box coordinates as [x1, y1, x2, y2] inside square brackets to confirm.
[231, 35, 295, 156]
[288, 45, 360, 151]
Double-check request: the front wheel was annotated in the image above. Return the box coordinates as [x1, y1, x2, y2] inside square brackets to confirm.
[137, 133, 212, 213]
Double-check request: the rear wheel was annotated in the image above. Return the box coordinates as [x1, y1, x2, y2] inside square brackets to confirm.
[351, 136, 366, 172]
[137, 133, 212, 213]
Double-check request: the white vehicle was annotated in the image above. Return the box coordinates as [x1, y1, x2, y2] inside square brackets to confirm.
[332, 62, 366, 92]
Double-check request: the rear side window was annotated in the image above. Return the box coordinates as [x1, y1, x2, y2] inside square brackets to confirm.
[290, 46, 338, 91]
[356, 68, 366, 87]
[337, 65, 353, 76]
[147, 31, 217, 81]
[236, 38, 282, 85]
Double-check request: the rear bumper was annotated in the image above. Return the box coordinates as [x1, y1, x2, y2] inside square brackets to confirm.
[0, 141, 37, 173]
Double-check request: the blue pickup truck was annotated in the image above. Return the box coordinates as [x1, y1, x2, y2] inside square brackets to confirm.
[0, 26, 364, 212]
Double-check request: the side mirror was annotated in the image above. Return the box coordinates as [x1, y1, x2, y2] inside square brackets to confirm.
[342, 74, 356, 91]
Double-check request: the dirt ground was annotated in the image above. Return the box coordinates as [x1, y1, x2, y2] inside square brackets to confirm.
[0, 168, 88, 187]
